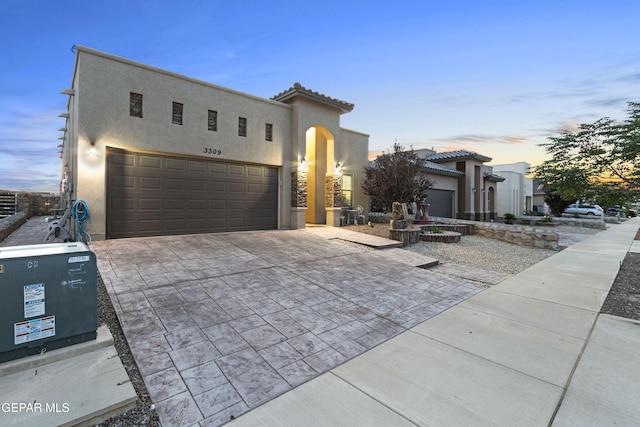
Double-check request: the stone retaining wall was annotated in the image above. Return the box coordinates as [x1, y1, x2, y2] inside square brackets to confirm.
[0, 212, 28, 242]
[541, 215, 606, 230]
[431, 216, 559, 250]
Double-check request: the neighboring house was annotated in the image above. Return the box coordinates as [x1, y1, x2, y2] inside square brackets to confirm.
[59, 47, 369, 240]
[416, 149, 504, 220]
[491, 162, 533, 217]
[532, 179, 550, 214]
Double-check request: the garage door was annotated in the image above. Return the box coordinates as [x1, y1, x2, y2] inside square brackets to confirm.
[106, 148, 278, 239]
[427, 189, 454, 218]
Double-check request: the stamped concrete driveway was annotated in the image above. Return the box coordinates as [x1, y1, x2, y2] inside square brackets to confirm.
[92, 229, 484, 426]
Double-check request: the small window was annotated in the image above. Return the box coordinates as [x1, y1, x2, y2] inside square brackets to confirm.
[172, 102, 183, 125]
[341, 174, 354, 207]
[238, 117, 247, 137]
[265, 123, 273, 142]
[130, 92, 143, 118]
[208, 110, 218, 131]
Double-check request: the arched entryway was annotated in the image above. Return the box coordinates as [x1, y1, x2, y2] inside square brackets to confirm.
[305, 126, 336, 225]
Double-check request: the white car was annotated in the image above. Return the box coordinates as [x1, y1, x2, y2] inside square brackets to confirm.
[564, 204, 604, 216]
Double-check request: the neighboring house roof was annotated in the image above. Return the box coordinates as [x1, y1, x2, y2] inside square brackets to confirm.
[272, 82, 354, 113]
[483, 172, 506, 182]
[533, 178, 549, 195]
[426, 149, 492, 163]
[424, 161, 465, 177]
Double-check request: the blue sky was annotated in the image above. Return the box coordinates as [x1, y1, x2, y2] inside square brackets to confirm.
[1, 0, 638, 192]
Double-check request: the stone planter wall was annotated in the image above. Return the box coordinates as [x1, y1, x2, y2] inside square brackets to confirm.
[431, 216, 559, 250]
[388, 228, 421, 247]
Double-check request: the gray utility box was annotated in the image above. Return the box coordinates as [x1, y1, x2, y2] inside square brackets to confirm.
[0, 243, 97, 363]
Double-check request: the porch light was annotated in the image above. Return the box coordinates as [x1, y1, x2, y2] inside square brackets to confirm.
[334, 162, 343, 175]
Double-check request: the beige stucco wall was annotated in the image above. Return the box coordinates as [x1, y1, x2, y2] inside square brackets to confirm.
[337, 128, 370, 215]
[71, 47, 294, 239]
[65, 47, 370, 238]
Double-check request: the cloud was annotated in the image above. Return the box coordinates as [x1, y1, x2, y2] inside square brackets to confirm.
[426, 134, 530, 146]
[0, 104, 61, 192]
[617, 71, 640, 83]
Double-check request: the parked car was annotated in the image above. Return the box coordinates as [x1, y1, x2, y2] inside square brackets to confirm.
[564, 204, 604, 216]
[607, 205, 623, 215]
[608, 205, 638, 217]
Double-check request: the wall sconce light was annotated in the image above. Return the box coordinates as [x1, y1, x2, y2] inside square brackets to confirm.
[58, 113, 70, 118]
[60, 88, 75, 96]
[334, 162, 343, 175]
[299, 156, 308, 172]
[88, 141, 97, 156]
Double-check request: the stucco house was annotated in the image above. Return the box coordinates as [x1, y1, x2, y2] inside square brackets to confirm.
[416, 149, 504, 220]
[492, 162, 534, 217]
[58, 47, 369, 240]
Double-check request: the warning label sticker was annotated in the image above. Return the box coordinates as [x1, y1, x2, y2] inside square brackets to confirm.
[24, 283, 45, 318]
[14, 316, 55, 345]
[68, 255, 90, 263]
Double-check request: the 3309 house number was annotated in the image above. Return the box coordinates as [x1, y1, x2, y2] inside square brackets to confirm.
[204, 147, 222, 155]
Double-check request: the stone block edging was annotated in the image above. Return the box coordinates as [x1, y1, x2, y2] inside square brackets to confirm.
[0, 212, 28, 243]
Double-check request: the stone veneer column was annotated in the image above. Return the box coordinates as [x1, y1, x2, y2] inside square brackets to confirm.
[290, 170, 307, 229]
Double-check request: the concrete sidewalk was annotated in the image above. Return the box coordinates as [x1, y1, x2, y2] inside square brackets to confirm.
[229, 218, 640, 426]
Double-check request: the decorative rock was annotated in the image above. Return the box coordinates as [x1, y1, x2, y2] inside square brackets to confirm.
[390, 219, 409, 230]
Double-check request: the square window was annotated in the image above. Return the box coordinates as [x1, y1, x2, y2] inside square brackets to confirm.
[130, 92, 143, 118]
[265, 123, 273, 141]
[172, 102, 183, 125]
[208, 110, 218, 131]
[238, 117, 247, 137]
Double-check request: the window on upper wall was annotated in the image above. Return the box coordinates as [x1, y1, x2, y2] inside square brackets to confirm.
[172, 102, 183, 125]
[341, 174, 354, 207]
[208, 110, 218, 131]
[238, 117, 247, 137]
[265, 123, 273, 141]
[130, 92, 143, 118]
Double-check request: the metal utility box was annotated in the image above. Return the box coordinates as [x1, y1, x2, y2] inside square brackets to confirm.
[0, 243, 97, 363]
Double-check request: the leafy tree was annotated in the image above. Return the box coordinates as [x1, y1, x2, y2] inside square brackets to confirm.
[362, 143, 434, 212]
[534, 102, 640, 204]
[544, 190, 573, 217]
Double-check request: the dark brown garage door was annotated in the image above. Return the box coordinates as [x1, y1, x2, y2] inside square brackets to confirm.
[106, 148, 278, 239]
[427, 189, 454, 218]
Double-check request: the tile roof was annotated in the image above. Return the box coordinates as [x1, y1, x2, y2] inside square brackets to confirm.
[272, 82, 354, 113]
[483, 172, 506, 182]
[424, 161, 465, 176]
[426, 149, 492, 163]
